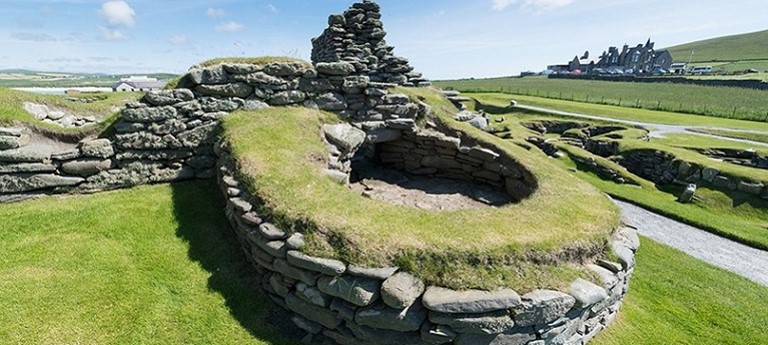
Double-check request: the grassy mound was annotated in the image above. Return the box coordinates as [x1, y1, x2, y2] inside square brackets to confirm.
[0, 87, 139, 134]
[222, 87, 618, 291]
[665, 29, 768, 63]
[0, 182, 295, 345]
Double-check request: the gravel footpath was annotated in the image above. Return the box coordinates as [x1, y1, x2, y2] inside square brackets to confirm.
[614, 199, 768, 287]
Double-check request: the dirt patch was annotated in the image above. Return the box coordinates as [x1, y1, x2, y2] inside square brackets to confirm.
[350, 160, 511, 211]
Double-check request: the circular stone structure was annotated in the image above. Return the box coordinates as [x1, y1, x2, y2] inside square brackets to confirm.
[0, 1, 639, 344]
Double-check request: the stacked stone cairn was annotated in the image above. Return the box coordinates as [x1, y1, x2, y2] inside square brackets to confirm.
[311, 0, 430, 87]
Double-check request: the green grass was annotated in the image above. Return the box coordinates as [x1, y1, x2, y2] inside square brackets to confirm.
[556, 143, 768, 251]
[222, 89, 620, 291]
[434, 78, 768, 122]
[593, 238, 768, 345]
[0, 181, 296, 345]
[470, 93, 768, 132]
[194, 57, 312, 68]
[687, 128, 768, 144]
[472, 94, 768, 250]
[666, 29, 768, 63]
[0, 87, 140, 133]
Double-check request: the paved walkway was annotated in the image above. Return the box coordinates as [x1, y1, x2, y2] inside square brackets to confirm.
[516, 104, 768, 147]
[614, 199, 768, 287]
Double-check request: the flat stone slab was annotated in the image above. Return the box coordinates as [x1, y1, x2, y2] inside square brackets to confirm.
[0, 149, 50, 163]
[0, 174, 84, 194]
[355, 302, 427, 332]
[287, 250, 346, 276]
[429, 310, 516, 335]
[0, 163, 57, 174]
[318, 275, 380, 307]
[348, 265, 398, 280]
[422, 287, 521, 314]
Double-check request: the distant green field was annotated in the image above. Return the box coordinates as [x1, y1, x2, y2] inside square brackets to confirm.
[666, 29, 768, 63]
[434, 77, 768, 122]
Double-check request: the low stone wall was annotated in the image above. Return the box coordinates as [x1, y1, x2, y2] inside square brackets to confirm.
[0, 59, 429, 203]
[549, 74, 768, 91]
[619, 149, 768, 199]
[216, 145, 639, 345]
[378, 129, 537, 201]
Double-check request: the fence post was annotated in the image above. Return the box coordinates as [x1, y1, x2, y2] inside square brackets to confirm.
[657, 101, 661, 109]
[586, 95, 589, 103]
[636, 99, 640, 108]
[733, 107, 737, 118]
[618, 98, 622, 106]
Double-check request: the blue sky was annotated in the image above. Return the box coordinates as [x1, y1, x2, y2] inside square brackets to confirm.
[0, 0, 765, 79]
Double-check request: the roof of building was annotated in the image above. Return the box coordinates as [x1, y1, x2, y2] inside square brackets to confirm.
[113, 80, 166, 89]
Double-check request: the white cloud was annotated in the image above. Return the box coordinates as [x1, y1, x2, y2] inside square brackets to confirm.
[215, 21, 244, 33]
[492, 0, 517, 10]
[206, 7, 226, 18]
[523, 0, 574, 10]
[267, 4, 278, 13]
[493, 0, 573, 11]
[169, 34, 189, 45]
[99, 0, 135, 27]
[99, 27, 129, 41]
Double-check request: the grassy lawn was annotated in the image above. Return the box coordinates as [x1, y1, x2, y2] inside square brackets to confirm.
[557, 144, 768, 251]
[666, 29, 768, 63]
[471, 92, 768, 132]
[434, 77, 768, 122]
[593, 238, 768, 345]
[687, 128, 768, 144]
[0, 87, 139, 132]
[0, 182, 295, 345]
[478, 102, 768, 251]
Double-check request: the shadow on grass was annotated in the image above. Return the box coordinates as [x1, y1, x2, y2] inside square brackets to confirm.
[170, 180, 299, 345]
[474, 100, 513, 115]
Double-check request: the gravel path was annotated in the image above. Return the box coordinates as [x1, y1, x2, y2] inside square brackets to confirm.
[614, 199, 768, 287]
[515, 104, 768, 147]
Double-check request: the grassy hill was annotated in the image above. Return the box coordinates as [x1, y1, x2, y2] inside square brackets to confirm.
[666, 29, 768, 63]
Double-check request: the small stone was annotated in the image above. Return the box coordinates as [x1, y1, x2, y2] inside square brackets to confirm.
[60, 159, 112, 177]
[569, 278, 608, 308]
[318, 275, 380, 307]
[701, 167, 719, 182]
[678, 183, 696, 203]
[381, 272, 425, 309]
[513, 290, 575, 327]
[258, 222, 287, 240]
[80, 139, 115, 158]
[285, 293, 342, 329]
[316, 62, 356, 76]
[286, 233, 306, 250]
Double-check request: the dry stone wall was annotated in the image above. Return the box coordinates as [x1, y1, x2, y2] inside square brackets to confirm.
[216, 146, 639, 345]
[620, 149, 768, 199]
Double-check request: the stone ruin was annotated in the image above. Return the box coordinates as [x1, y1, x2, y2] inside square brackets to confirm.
[311, 0, 430, 87]
[0, 1, 641, 344]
